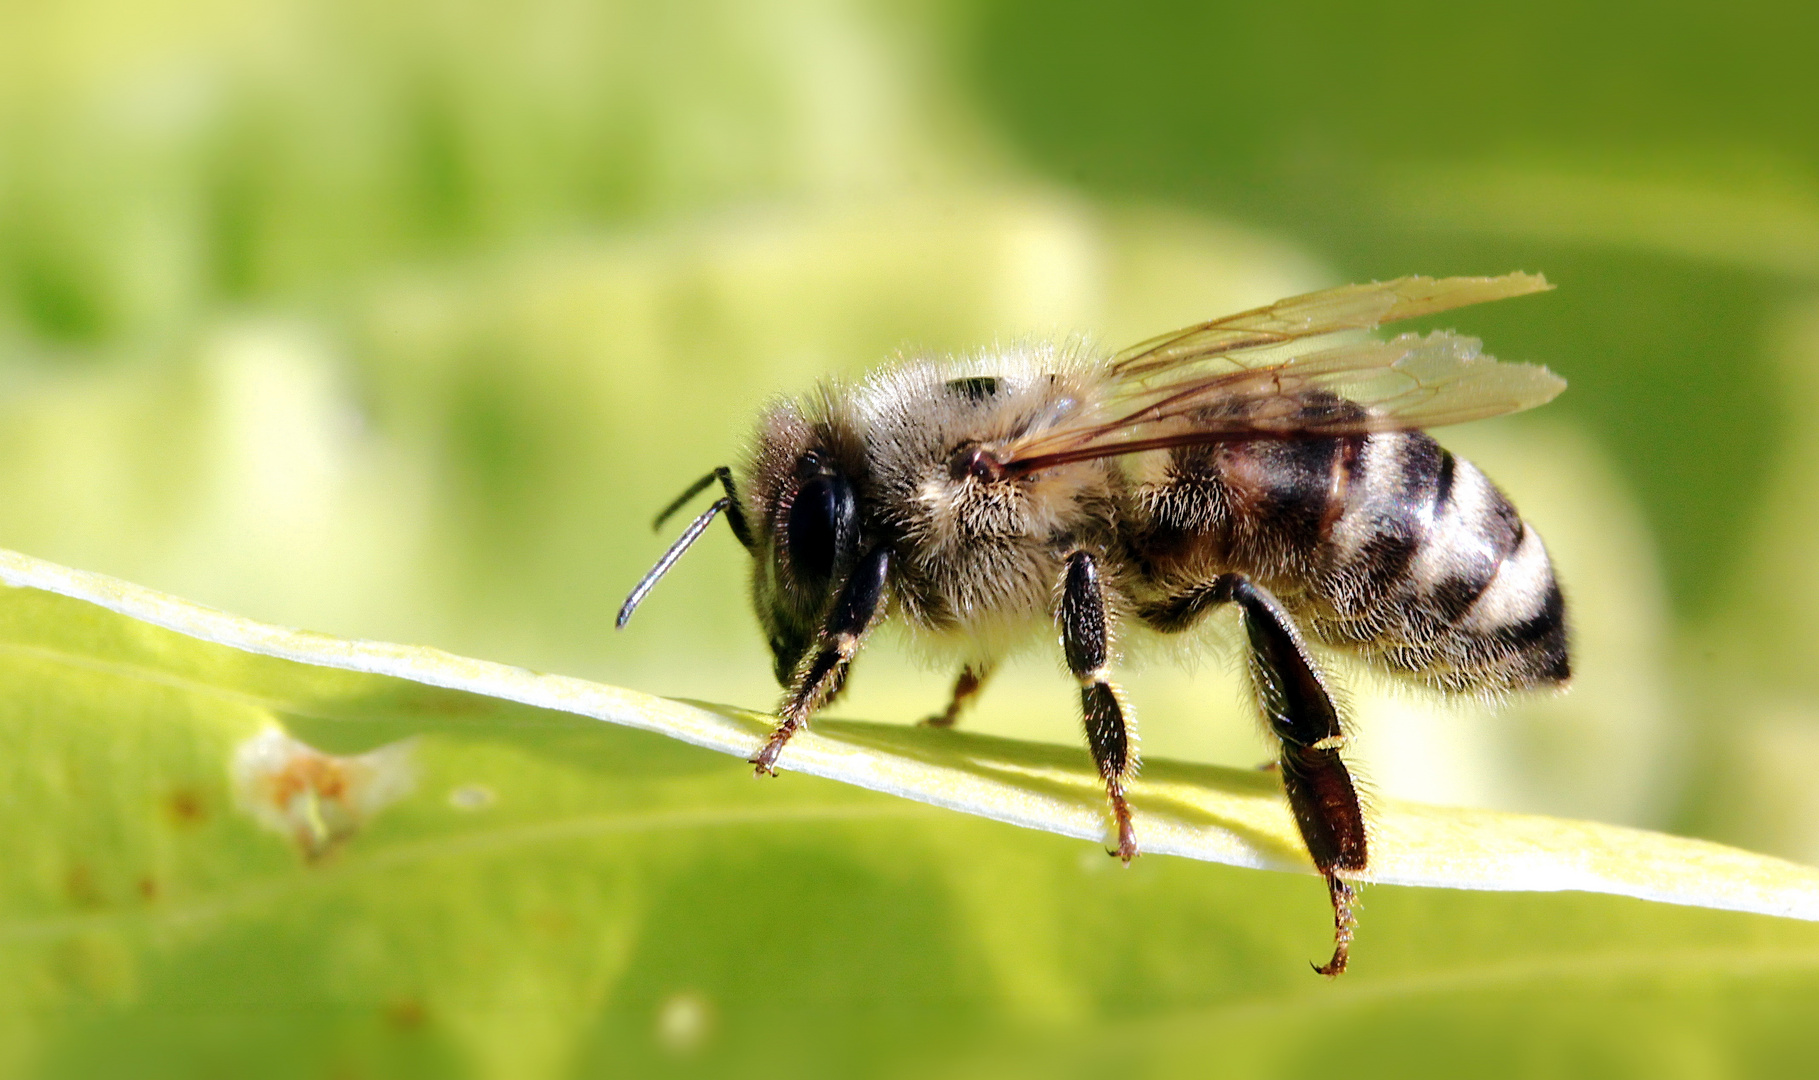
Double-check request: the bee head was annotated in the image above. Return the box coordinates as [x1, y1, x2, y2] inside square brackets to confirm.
[617, 396, 872, 688]
[749, 442, 862, 684]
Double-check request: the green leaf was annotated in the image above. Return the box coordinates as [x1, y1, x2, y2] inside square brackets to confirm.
[6, 547, 1819, 1077]
[4, 545, 1816, 917]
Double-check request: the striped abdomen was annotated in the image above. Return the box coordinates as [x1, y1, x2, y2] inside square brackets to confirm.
[1128, 430, 1569, 694]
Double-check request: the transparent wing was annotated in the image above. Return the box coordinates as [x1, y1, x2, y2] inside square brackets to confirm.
[1107, 272, 1553, 379]
[1002, 330, 1565, 474]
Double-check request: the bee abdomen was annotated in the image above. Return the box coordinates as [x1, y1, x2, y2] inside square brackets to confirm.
[1129, 427, 1569, 694]
[1315, 433, 1569, 693]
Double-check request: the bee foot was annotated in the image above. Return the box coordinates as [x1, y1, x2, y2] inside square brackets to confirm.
[1312, 875, 1357, 977]
[749, 743, 784, 777]
[1109, 787, 1138, 864]
[750, 715, 807, 776]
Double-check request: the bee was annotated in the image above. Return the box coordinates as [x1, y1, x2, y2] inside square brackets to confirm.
[618, 273, 1569, 975]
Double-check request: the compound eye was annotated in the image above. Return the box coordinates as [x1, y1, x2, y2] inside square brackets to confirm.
[786, 473, 856, 584]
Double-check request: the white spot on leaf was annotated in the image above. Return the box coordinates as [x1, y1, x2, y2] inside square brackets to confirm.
[655, 991, 713, 1055]
[232, 728, 415, 860]
[447, 784, 495, 810]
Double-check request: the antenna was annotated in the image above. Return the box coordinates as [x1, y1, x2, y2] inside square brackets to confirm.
[617, 498, 731, 629]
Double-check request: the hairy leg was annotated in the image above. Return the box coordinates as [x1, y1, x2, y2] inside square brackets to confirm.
[1060, 551, 1139, 863]
[751, 546, 891, 774]
[1140, 574, 1366, 976]
[922, 663, 995, 728]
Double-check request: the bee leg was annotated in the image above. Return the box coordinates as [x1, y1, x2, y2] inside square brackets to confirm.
[751, 545, 892, 776]
[1219, 574, 1367, 978]
[922, 663, 994, 728]
[1060, 551, 1138, 863]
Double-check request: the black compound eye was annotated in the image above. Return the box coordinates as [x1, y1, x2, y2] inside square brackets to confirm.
[786, 472, 856, 584]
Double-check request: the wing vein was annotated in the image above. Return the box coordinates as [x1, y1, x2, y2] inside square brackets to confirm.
[1004, 274, 1561, 472]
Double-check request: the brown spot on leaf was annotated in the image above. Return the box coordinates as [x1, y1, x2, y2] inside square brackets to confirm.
[384, 998, 427, 1031]
[137, 876, 159, 901]
[64, 864, 101, 907]
[165, 788, 207, 826]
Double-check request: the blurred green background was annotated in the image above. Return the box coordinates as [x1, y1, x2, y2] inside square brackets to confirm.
[5, 0, 1819, 1075]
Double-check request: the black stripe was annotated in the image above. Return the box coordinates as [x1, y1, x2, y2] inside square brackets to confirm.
[1389, 433, 1443, 511]
[1428, 476, 1524, 624]
[1334, 433, 1437, 589]
[1434, 448, 1457, 513]
[1495, 574, 1570, 687]
[1482, 490, 1524, 563]
[1258, 438, 1341, 538]
[1350, 525, 1420, 591]
[1429, 571, 1494, 624]
[1493, 574, 1566, 647]
[1537, 642, 1572, 684]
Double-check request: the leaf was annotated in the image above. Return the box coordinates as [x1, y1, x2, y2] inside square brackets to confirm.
[3, 544, 1816, 916]
[4, 545, 1819, 1078]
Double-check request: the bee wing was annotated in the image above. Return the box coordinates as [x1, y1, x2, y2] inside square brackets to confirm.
[1002, 330, 1565, 473]
[1108, 272, 1553, 379]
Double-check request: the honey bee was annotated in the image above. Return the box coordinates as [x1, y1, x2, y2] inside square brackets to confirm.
[618, 273, 1569, 975]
